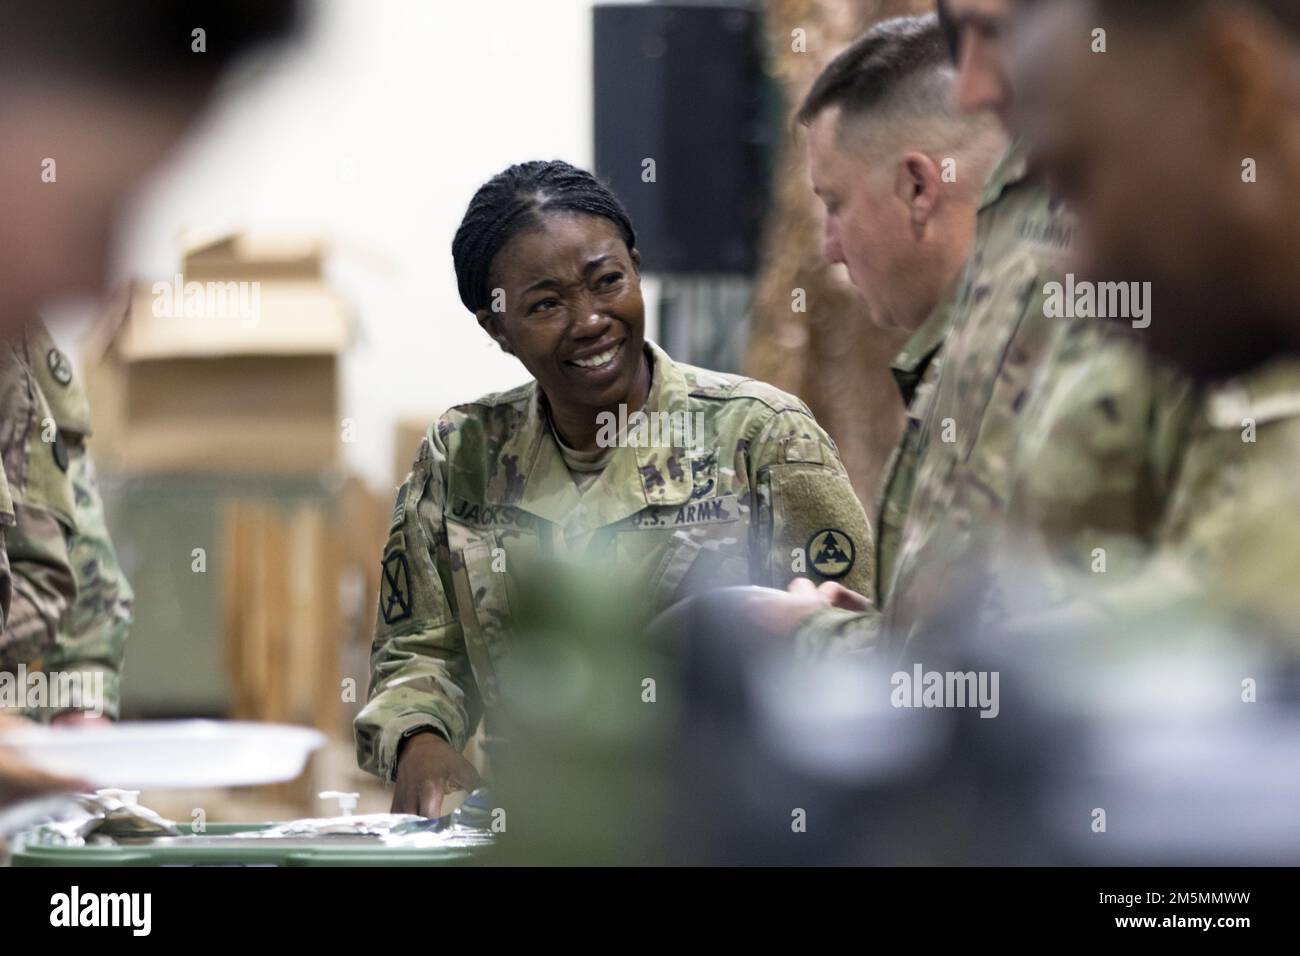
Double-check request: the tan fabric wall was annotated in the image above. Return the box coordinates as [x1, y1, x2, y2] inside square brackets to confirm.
[748, 0, 935, 506]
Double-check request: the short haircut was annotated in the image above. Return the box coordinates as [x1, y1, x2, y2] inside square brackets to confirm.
[1095, 0, 1300, 38]
[452, 160, 637, 315]
[0, 0, 301, 90]
[796, 14, 953, 132]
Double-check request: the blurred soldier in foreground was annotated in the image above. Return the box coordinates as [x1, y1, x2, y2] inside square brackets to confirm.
[0, 0, 301, 807]
[783, 14, 1005, 646]
[1009, 0, 1300, 636]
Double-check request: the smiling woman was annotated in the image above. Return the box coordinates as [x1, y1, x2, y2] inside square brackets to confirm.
[354, 160, 877, 816]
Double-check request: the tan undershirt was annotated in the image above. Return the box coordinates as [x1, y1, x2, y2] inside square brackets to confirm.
[552, 436, 615, 493]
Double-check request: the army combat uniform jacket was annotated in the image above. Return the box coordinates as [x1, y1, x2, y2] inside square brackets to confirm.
[793, 293, 952, 657]
[881, 139, 1075, 655]
[1013, 357, 1300, 642]
[355, 342, 874, 779]
[0, 321, 133, 719]
[1127, 357, 1300, 636]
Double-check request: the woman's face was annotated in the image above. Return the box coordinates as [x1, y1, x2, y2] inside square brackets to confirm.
[480, 212, 645, 413]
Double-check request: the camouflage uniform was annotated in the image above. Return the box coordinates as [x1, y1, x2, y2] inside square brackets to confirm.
[0, 321, 132, 719]
[875, 291, 955, 606]
[355, 342, 874, 779]
[30, 322, 133, 718]
[0, 329, 76, 668]
[988, 317, 1198, 621]
[881, 139, 1076, 654]
[792, 292, 952, 657]
[1143, 358, 1300, 635]
[1011, 357, 1300, 638]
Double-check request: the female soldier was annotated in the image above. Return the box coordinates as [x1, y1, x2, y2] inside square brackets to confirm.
[355, 160, 874, 815]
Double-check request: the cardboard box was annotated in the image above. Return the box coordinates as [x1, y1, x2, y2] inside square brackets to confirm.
[84, 234, 351, 475]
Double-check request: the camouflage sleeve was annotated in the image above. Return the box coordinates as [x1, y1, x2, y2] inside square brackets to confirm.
[792, 605, 881, 658]
[354, 425, 481, 781]
[0, 505, 75, 671]
[745, 408, 875, 597]
[0, 346, 76, 673]
[40, 440, 133, 720]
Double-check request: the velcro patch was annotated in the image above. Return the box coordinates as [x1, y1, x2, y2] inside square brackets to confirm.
[782, 436, 826, 465]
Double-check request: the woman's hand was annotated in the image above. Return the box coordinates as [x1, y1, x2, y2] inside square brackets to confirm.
[390, 730, 483, 818]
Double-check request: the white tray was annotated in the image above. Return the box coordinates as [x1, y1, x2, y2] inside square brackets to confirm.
[0, 720, 326, 789]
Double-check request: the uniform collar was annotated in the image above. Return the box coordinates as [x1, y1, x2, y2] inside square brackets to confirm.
[890, 286, 956, 405]
[979, 136, 1033, 211]
[494, 340, 695, 535]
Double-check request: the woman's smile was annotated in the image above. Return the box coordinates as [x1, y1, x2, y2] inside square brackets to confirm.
[565, 337, 625, 382]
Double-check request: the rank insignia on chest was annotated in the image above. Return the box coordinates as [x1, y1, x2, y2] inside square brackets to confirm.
[690, 451, 718, 500]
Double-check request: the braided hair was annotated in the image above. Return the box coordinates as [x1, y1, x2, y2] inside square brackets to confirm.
[452, 160, 637, 314]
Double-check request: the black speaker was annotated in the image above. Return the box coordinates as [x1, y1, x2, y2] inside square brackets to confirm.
[593, 3, 772, 275]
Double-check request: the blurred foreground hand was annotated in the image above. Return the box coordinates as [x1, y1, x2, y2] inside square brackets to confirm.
[0, 713, 88, 808]
[787, 576, 874, 613]
[49, 712, 110, 728]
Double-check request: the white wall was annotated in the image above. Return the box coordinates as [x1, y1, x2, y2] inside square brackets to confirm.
[61, 0, 660, 493]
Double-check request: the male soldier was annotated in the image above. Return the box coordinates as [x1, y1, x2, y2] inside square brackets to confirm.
[0, 0, 300, 805]
[788, 0, 1199, 658]
[781, 15, 1005, 644]
[1008, 0, 1300, 636]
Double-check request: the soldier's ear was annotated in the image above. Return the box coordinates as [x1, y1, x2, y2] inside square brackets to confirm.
[477, 310, 513, 355]
[897, 151, 942, 233]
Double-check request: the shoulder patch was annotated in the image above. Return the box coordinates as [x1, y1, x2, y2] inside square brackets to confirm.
[47, 348, 73, 386]
[808, 528, 855, 580]
[380, 541, 413, 625]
